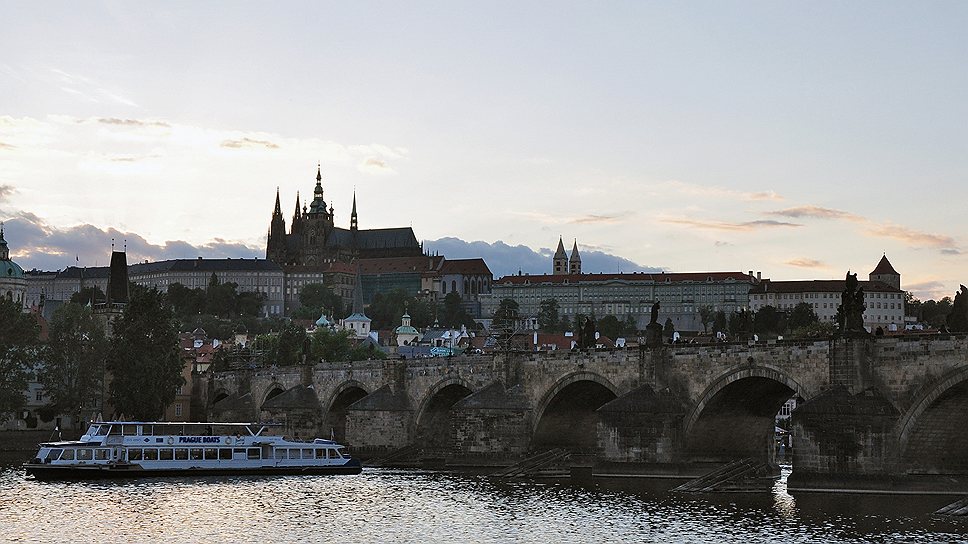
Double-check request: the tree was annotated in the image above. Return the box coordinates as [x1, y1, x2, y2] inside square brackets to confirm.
[440, 292, 474, 329]
[948, 285, 968, 333]
[753, 305, 786, 338]
[698, 305, 715, 334]
[729, 309, 753, 340]
[0, 297, 37, 419]
[597, 315, 623, 340]
[275, 320, 308, 366]
[788, 302, 819, 331]
[712, 311, 728, 335]
[921, 297, 953, 329]
[492, 299, 520, 331]
[106, 288, 185, 420]
[537, 298, 560, 333]
[294, 283, 344, 320]
[38, 303, 109, 429]
[623, 314, 638, 336]
[560, 315, 573, 333]
[310, 327, 387, 362]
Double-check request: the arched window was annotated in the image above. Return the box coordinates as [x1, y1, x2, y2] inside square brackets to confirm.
[452, 280, 457, 293]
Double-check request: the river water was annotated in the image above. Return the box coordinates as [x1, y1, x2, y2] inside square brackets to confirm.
[0, 464, 965, 543]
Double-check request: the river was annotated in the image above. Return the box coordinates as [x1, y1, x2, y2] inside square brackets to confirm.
[0, 463, 965, 543]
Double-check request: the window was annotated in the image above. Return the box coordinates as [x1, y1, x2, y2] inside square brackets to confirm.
[144, 449, 158, 461]
[316, 449, 326, 459]
[302, 449, 313, 459]
[275, 449, 287, 460]
[174, 403, 183, 417]
[35, 390, 43, 402]
[128, 449, 142, 461]
[175, 449, 189, 461]
[190, 448, 203, 460]
[247, 448, 261, 460]
[219, 449, 232, 460]
[77, 449, 93, 461]
[95, 449, 110, 461]
[160, 449, 174, 461]
[204, 448, 218, 460]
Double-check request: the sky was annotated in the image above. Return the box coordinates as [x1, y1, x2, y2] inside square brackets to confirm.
[0, 2, 965, 300]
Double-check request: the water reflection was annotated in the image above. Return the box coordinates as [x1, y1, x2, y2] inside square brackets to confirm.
[0, 464, 965, 543]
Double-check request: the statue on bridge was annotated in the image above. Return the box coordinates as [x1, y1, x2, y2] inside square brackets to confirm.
[645, 301, 664, 348]
[836, 271, 868, 335]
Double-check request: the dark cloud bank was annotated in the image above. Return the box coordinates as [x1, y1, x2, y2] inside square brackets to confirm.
[3, 215, 660, 278]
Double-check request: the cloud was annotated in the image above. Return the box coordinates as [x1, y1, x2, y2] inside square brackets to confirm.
[220, 137, 280, 149]
[865, 223, 959, 252]
[714, 241, 732, 247]
[905, 280, 951, 301]
[569, 212, 631, 225]
[0, 141, 15, 150]
[785, 258, 827, 269]
[423, 237, 663, 278]
[50, 69, 138, 107]
[766, 206, 863, 221]
[95, 118, 169, 128]
[661, 217, 801, 231]
[661, 180, 783, 202]
[2, 214, 262, 271]
[0, 184, 13, 202]
[358, 157, 396, 175]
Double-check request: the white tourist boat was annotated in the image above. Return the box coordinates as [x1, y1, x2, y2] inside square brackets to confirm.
[23, 421, 362, 480]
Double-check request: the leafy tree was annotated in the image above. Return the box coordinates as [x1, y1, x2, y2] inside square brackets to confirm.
[107, 288, 184, 420]
[790, 320, 837, 339]
[492, 298, 520, 331]
[275, 320, 308, 366]
[294, 283, 344, 320]
[439, 291, 474, 329]
[729, 309, 753, 340]
[753, 305, 786, 338]
[537, 298, 560, 333]
[365, 289, 435, 330]
[788, 302, 819, 331]
[948, 285, 968, 333]
[623, 314, 638, 336]
[921, 297, 953, 329]
[560, 315, 573, 333]
[698, 305, 715, 333]
[70, 286, 105, 306]
[712, 310, 728, 335]
[39, 303, 109, 429]
[0, 297, 38, 419]
[597, 315, 623, 339]
[310, 327, 386, 362]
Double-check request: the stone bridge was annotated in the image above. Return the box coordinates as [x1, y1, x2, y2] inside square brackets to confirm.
[202, 334, 968, 491]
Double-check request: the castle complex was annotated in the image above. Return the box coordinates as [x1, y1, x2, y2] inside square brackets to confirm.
[266, 166, 423, 266]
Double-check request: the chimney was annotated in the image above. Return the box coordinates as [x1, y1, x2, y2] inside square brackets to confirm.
[757, 271, 762, 281]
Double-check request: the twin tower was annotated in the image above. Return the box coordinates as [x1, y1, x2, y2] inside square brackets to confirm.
[553, 237, 582, 275]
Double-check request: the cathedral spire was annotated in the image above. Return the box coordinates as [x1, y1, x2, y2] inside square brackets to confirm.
[569, 239, 582, 275]
[273, 187, 282, 216]
[350, 191, 358, 231]
[0, 221, 7, 261]
[553, 236, 567, 274]
[316, 162, 322, 183]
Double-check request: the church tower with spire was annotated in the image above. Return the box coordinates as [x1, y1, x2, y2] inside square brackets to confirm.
[266, 187, 288, 262]
[569, 239, 582, 275]
[350, 191, 358, 231]
[870, 254, 901, 290]
[553, 237, 568, 274]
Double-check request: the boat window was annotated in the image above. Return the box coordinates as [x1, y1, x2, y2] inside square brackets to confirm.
[175, 449, 189, 461]
[190, 448, 203, 460]
[95, 449, 110, 461]
[128, 449, 143, 461]
[336, 448, 347, 458]
[88, 425, 100, 436]
[61, 449, 75, 461]
[315, 449, 325, 459]
[160, 449, 173, 461]
[48, 449, 63, 460]
[204, 448, 218, 460]
[328, 449, 338, 459]
[96, 426, 109, 436]
[233, 448, 246, 456]
[274, 449, 287, 460]
[144, 449, 158, 461]
[77, 449, 93, 461]
[302, 449, 313, 459]
[219, 449, 232, 460]
[247, 448, 260, 460]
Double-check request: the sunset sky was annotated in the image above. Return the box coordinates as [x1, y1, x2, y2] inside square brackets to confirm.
[1, 2, 965, 300]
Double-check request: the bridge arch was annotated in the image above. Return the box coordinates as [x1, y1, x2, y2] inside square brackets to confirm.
[682, 365, 807, 462]
[324, 380, 370, 443]
[261, 383, 286, 407]
[414, 377, 474, 453]
[532, 371, 619, 451]
[897, 366, 968, 474]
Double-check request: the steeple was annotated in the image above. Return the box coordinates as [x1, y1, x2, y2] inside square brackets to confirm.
[869, 253, 901, 290]
[553, 236, 568, 274]
[309, 164, 327, 216]
[293, 191, 301, 222]
[316, 163, 322, 183]
[273, 187, 282, 216]
[350, 191, 358, 231]
[569, 239, 582, 275]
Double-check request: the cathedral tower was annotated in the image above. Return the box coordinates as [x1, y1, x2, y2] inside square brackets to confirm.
[553, 237, 568, 274]
[569, 239, 582, 275]
[266, 187, 287, 262]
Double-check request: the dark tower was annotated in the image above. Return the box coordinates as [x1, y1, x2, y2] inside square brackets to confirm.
[266, 187, 287, 262]
[351, 191, 358, 231]
[291, 191, 304, 235]
[553, 236, 567, 274]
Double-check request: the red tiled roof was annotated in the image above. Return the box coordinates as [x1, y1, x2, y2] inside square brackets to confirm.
[749, 279, 902, 294]
[870, 255, 899, 276]
[359, 256, 444, 274]
[495, 271, 754, 285]
[440, 258, 492, 276]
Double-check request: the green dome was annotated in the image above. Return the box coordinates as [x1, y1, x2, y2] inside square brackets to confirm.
[1, 259, 23, 279]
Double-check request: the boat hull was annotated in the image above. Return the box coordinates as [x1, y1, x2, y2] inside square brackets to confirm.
[24, 460, 362, 480]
